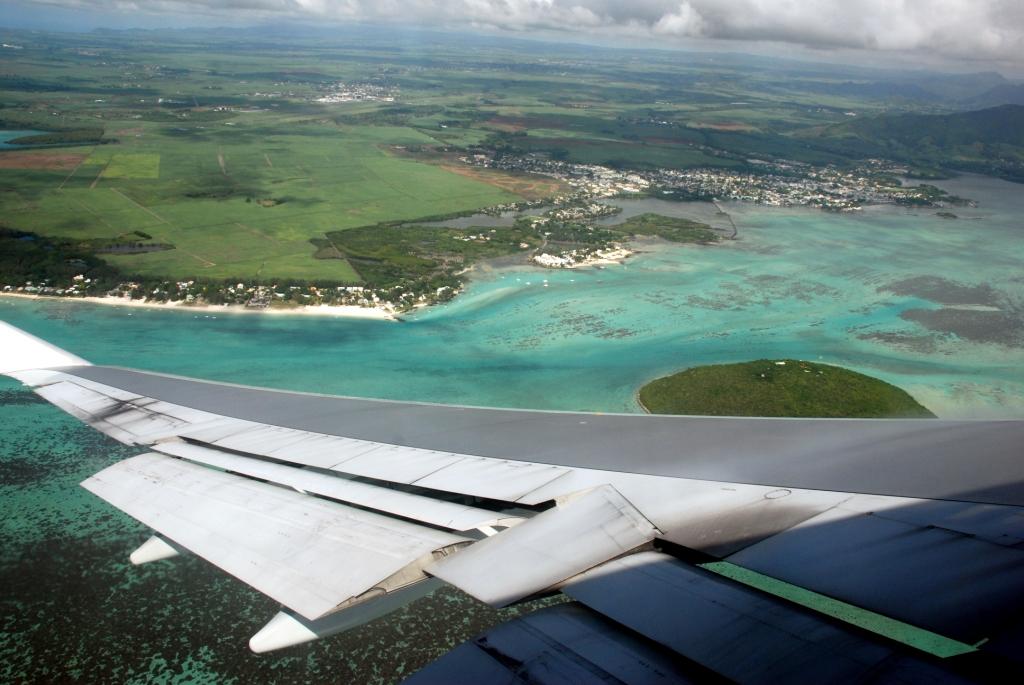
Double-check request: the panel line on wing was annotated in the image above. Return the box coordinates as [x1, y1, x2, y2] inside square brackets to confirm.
[153, 441, 527, 532]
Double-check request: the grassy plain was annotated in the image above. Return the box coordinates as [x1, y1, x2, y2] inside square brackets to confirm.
[0, 120, 515, 281]
[84, 152, 161, 179]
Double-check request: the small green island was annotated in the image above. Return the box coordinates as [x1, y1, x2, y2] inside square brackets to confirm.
[638, 360, 935, 418]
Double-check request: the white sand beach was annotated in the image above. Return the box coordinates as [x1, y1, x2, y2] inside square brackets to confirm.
[0, 292, 398, 321]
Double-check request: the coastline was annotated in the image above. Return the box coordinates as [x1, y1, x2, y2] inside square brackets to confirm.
[635, 390, 651, 414]
[572, 247, 634, 268]
[0, 292, 398, 321]
[532, 246, 635, 270]
[0, 246, 637, 319]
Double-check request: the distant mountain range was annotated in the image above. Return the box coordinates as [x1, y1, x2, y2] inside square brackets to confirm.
[784, 70, 1024, 108]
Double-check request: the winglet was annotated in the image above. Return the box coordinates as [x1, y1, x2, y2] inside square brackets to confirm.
[0, 321, 90, 376]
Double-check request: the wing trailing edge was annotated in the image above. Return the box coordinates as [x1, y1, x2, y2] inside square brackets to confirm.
[427, 484, 659, 606]
[409, 553, 980, 684]
[81, 452, 469, 621]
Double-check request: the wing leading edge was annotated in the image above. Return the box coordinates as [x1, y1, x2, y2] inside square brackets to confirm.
[4, 321, 1024, 680]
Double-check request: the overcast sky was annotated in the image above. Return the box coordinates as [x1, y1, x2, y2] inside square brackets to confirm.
[5, 0, 1024, 75]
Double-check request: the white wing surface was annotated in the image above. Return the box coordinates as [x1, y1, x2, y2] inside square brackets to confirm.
[83, 452, 468, 621]
[3, 320, 1023, 681]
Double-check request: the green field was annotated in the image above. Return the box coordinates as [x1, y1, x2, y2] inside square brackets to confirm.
[86, 152, 162, 180]
[0, 122, 515, 281]
[638, 360, 935, 418]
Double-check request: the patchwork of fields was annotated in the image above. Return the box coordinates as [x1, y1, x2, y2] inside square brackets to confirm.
[4, 27, 1014, 286]
[0, 119, 516, 281]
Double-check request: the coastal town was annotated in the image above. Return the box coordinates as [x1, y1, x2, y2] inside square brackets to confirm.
[2, 152, 973, 315]
[468, 152, 972, 211]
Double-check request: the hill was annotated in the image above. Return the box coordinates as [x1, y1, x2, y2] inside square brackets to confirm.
[638, 360, 935, 418]
[965, 84, 1024, 108]
[808, 105, 1024, 182]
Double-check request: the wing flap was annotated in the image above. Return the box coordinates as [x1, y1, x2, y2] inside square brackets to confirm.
[404, 603, 703, 684]
[81, 452, 469, 620]
[833, 493, 1024, 546]
[520, 468, 853, 556]
[726, 504, 1024, 643]
[562, 552, 972, 685]
[427, 484, 658, 606]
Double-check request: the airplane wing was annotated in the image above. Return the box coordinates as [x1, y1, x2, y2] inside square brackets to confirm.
[3, 320, 1023, 682]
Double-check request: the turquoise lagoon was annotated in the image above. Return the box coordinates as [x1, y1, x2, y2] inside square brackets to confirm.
[2, 174, 1022, 417]
[1, 173, 1022, 682]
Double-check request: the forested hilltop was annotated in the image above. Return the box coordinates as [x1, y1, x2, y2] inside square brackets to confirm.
[639, 361, 935, 418]
[807, 104, 1024, 182]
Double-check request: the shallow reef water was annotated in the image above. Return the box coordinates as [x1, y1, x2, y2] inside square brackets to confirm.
[1, 174, 1021, 682]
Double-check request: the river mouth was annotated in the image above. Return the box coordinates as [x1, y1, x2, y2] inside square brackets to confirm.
[404, 197, 735, 233]
[409, 206, 551, 229]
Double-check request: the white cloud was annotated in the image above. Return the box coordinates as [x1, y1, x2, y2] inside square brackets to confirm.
[653, 3, 704, 37]
[23, 0, 1024, 66]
